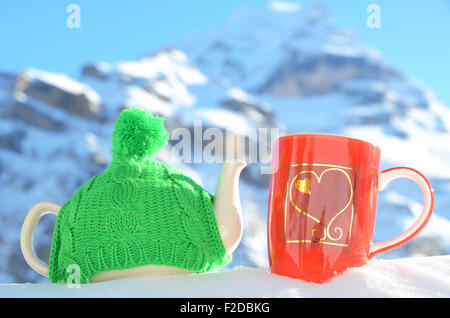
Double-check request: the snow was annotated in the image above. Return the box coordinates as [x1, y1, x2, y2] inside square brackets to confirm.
[344, 125, 450, 179]
[0, 256, 448, 297]
[114, 49, 208, 107]
[269, 1, 302, 13]
[125, 86, 173, 117]
[227, 87, 255, 105]
[116, 49, 207, 86]
[21, 68, 101, 108]
[180, 107, 253, 136]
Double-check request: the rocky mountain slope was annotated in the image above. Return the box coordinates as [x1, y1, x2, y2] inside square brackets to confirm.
[1, 2, 449, 283]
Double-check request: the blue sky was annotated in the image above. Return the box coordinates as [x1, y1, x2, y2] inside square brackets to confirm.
[1, 1, 449, 106]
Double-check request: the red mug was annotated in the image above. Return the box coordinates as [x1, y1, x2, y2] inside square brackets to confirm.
[267, 134, 434, 283]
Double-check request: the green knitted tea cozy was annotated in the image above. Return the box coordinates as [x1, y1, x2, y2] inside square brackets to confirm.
[48, 108, 230, 283]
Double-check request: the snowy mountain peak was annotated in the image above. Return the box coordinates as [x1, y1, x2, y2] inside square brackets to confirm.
[182, 1, 380, 93]
[268, 1, 302, 13]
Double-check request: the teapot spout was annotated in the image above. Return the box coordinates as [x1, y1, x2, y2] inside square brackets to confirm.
[213, 160, 247, 255]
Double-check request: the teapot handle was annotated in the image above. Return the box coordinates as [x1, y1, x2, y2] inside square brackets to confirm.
[20, 201, 61, 278]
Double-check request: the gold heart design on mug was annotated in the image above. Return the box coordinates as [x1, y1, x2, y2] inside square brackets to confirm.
[285, 163, 355, 247]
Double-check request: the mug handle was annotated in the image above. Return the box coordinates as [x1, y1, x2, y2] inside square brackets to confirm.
[368, 167, 434, 258]
[20, 201, 61, 277]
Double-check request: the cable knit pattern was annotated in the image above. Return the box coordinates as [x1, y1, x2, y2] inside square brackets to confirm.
[48, 109, 230, 283]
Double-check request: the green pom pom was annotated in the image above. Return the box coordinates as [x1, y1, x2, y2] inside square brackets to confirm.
[112, 108, 169, 162]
